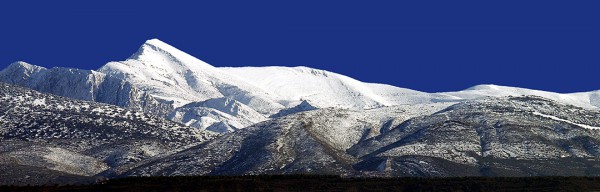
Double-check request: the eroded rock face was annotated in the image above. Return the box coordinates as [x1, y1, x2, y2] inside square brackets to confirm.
[0, 62, 173, 116]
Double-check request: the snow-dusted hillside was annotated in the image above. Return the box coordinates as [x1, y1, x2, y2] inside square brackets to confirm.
[0, 82, 218, 185]
[123, 102, 452, 177]
[126, 96, 600, 177]
[348, 96, 600, 176]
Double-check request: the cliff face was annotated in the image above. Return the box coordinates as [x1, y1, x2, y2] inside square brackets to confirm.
[0, 62, 173, 116]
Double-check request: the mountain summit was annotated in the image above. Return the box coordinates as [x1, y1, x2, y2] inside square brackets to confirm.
[103, 39, 600, 111]
[127, 38, 215, 69]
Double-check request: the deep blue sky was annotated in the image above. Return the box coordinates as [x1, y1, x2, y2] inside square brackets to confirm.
[1, 1, 598, 93]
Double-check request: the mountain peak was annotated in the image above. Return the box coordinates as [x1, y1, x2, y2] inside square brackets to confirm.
[143, 38, 171, 48]
[269, 100, 318, 118]
[0, 61, 47, 85]
[125, 38, 216, 69]
[8, 61, 44, 69]
[129, 38, 185, 60]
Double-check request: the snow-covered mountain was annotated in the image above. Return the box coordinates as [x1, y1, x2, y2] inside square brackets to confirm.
[96, 39, 600, 112]
[96, 39, 436, 112]
[3, 38, 600, 184]
[3, 39, 599, 133]
[4, 79, 600, 181]
[98, 39, 284, 114]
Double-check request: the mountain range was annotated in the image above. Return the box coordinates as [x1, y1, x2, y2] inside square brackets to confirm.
[1, 39, 600, 185]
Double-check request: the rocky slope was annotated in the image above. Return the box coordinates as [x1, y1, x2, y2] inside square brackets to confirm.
[120, 102, 454, 176]
[349, 96, 600, 176]
[0, 82, 218, 185]
[124, 96, 600, 177]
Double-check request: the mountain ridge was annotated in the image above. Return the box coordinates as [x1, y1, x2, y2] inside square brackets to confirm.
[2, 38, 599, 135]
[6, 39, 600, 110]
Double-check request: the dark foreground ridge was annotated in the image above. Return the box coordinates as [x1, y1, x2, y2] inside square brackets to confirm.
[3, 175, 600, 192]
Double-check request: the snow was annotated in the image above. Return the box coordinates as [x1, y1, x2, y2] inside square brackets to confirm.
[4, 61, 47, 77]
[32, 98, 46, 106]
[438, 84, 600, 109]
[533, 111, 600, 129]
[220, 66, 433, 109]
[166, 98, 267, 132]
[221, 66, 600, 111]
